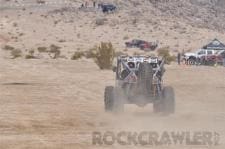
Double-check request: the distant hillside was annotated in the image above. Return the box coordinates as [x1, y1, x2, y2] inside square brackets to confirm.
[1, 0, 225, 31]
[1, 0, 225, 55]
[144, 0, 225, 31]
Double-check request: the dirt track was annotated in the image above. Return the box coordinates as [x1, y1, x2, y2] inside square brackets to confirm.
[0, 59, 224, 148]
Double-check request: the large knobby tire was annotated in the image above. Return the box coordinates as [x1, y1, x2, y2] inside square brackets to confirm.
[104, 86, 114, 112]
[162, 86, 175, 114]
[153, 86, 175, 114]
[138, 63, 154, 96]
[104, 86, 124, 113]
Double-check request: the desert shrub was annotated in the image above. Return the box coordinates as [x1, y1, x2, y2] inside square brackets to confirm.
[157, 47, 176, 64]
[96, 18, 107, 26]
[3, 45, 14, 51]
[37, 46, 47, 53]
[36, 0, 45, 4]
[115, 51, 127, 57]
[90, 42, 115, 69]
[132, 18, 138, 25]
[11, 49, 22, 59]
[49, 44, 61, 59]
[71, 51, 85, 60]
[58, 39, 66, 43]
[85, 49, 96, 59]
[54, 20, 59, 25]
[11, 36, 18, 40]
[25, 55, 36, 59]
[12, 22, 18, 27]
[19, 33, 24, 36]
[25, 49, 36, 59]
[50, 44, 60, 51]
[29, 49, 35, 55]
[123, 35, 129, 40]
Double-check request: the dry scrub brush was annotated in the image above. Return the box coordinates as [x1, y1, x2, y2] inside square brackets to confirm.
[90, 42, 115, 69]
[71, 51, 85, 60]
[49, 44, 61, 59]
[11, 49, 22, 59]
[3, 45, 14, 51]
[157, 47, 176, 64]
[25, 49, 36, 59]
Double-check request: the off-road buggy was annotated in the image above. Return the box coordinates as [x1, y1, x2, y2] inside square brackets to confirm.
[104, 56, 175, 114]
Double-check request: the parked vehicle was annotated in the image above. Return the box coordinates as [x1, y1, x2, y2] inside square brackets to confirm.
[104, 56, 175, 114]
[202, 50, 225, 65]
[125, 39, 158, 51]
[100, 4, 116, 13]
[125, 39, 145, 48]
[184, 49, 218, 65]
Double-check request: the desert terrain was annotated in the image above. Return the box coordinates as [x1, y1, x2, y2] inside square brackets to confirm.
[0, 0, 225, 149]
[0, 59, 225, 149]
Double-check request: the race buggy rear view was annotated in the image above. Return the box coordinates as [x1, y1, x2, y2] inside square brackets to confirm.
[104, 56, 175, 114]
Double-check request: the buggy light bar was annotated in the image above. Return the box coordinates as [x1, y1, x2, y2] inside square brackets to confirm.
[119, 56, 158, 63]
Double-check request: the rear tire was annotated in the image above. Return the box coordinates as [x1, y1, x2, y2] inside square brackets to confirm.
[153, 86, 175, 114]
[162, 86, 175, 114]
[104, 86, 124, 113]
[104, 86, 114, 112]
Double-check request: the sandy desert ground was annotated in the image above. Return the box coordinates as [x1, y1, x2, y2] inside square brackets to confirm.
[0, 58, 225, 149]
[1, 0, 225, 149]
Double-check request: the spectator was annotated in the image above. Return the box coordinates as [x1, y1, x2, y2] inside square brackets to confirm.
[181, 49, 185, 56]
[98, 3, 102, 9]
[93, 1, 96, 7]
[177, 52, 181, 65]
[223, 56, 225, 67]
